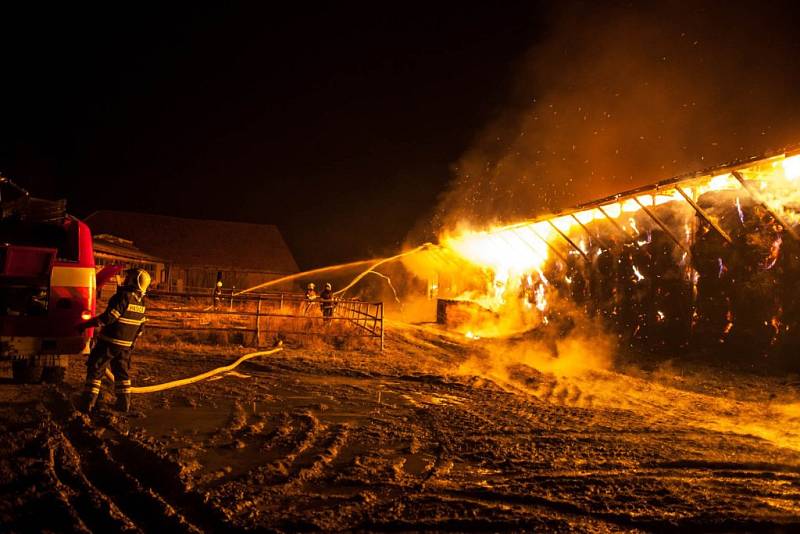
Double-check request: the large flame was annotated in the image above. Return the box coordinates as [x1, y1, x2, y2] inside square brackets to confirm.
[428, 151, 800, 338]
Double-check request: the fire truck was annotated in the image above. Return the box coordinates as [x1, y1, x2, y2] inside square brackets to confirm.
[0, 176, 115, 383]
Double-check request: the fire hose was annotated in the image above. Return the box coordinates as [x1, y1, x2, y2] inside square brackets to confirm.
[103, 345, 283, 394]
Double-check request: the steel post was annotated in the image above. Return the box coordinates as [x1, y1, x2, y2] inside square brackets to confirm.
[732, 171, 799, 240]
[632, 197, 691, 254]
[675, 185, 733, 244]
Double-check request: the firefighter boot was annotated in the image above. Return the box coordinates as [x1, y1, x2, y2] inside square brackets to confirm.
[115, 393, 131, 413]
[81, 378, 102, 413]
[80, 391, 99, 413]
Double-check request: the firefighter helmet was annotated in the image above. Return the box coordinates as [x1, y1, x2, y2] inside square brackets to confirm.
[307, 283, 315, 290]
[124, 268, 151, 294]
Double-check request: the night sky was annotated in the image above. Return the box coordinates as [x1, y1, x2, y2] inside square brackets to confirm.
[4, 3, 800, 269]
[1, 3, 545, 268]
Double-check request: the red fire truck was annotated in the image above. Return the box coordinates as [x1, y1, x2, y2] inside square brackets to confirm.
[0, 176, 114, 383]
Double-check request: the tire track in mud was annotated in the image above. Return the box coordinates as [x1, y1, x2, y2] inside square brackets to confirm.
[425, 393, 800, 531]
[44, 340, 800, 531]
[428, 486, 800, 533]
[46, 425, 141, 533]
[0, 401, 136, 533]
[360, 374, 800, 531]
[206, 411, 362, 530]
[42, 389, 240, 533]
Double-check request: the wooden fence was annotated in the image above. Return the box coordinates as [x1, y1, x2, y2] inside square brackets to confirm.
[140, 290, 384, 349]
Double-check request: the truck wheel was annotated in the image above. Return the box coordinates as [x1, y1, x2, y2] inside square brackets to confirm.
[11, 358, 44, 384]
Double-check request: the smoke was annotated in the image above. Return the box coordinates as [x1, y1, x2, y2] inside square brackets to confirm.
[453, 281, 617, 384]
[454, 319, 800, 452]
[434, 1, 800, 231]
[457, 325, 615, 382]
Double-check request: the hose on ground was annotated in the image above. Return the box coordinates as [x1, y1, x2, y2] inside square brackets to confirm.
[103, 346, 283, 394]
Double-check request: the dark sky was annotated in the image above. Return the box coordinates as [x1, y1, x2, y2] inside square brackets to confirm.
[5, 2, 800, 270]
[434, 1, 800, 230]
[1, 3, 545, 268]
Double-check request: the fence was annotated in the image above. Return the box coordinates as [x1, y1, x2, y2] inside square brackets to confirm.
[139, 290, 384, 350]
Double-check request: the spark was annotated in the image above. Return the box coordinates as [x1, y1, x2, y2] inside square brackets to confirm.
[722, 310, 734, 338]
[762, 236, 783, 270]
[723, 323, 733, 334]
[735, 197, 745, 224]
[632, 265, 645, 282]
[769, 316, 781, 334]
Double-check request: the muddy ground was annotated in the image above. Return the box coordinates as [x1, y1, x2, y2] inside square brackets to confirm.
[2, 323, 800, 532]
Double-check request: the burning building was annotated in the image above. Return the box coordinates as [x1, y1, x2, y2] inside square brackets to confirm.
[408, 148, 800, 366]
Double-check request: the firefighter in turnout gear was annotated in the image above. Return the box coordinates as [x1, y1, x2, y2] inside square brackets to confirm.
[320, 282, 335, 321]
[78, 268, 151, 413]
[303, 282, 318, 315]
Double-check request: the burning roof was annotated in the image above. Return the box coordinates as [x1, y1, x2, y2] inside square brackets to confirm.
[406, 147, 800, 365]
[439, 148, 800, 279]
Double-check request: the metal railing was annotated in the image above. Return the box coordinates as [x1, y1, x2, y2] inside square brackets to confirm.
[139, 290, 384, 349]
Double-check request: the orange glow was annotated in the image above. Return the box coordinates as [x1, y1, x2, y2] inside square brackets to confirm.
[424, 150, 800, 339]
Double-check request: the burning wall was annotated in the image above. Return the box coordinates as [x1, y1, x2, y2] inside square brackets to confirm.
[407, 150, 800, 365]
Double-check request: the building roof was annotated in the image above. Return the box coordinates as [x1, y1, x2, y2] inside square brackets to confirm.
[85, 211, 299, 274]
[93, 233, 165, 263]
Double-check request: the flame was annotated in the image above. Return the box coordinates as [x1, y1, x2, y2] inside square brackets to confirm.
[782, 154, 800, 181]
[632, 265, 645, 282]
[762, 235, 783, 270]
[425, 151, 800, 339]
[534, 279, 547, 312]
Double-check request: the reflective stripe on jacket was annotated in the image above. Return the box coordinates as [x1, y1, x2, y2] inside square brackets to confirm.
[97, 288, 146, 348]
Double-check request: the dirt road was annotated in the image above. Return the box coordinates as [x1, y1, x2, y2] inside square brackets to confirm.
[2, 324, 800, 532]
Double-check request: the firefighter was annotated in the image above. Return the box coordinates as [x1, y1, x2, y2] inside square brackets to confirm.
[77, 268, 151, 413]
[320, 282, 335, 321]
[303, 282, 317, 315]
[305, 282, 317, 300]
[212, 280, 223, 309]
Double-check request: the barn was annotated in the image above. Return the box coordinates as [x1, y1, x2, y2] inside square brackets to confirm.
[84, 211, 299, 293]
